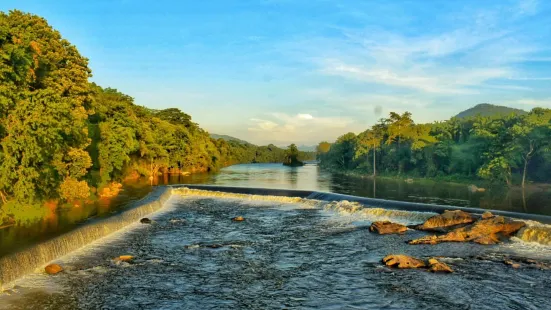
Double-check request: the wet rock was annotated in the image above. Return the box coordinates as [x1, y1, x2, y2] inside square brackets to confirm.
[370, 221, 407, 235]
[115, 255, 134, 262]
[481, 211, 494, 219]
[140, 218, 152, 224]
[45, 264, 63, 275]
[428, 258, 453, 273]
[205, 244, 223, 249]
[417, 210, 475, 231]
[382, 255, 426, 269]
[231, 216, 245, 222]
[409, 215, 526, 245]
[473, 234, 500, 245]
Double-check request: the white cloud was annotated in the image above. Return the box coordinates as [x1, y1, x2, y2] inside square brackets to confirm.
[297, 113, 314, 120]
[247, 112, 358, 144]
[513, 98, 551, 107]
[322, 62, 512, 94]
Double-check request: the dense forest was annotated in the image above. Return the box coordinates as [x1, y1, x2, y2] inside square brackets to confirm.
[318, 108, 551, 187]
[0, 10, 312, 221]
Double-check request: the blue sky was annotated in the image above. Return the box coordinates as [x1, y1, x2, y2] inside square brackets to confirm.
[2, 0, 551, 145]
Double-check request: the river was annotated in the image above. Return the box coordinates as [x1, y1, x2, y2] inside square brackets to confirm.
[1, 164, 551, 309]
[2, 163, 551, 257]
[163, 163, 551, 216]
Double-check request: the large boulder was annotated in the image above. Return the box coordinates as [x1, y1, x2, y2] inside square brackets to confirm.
[382, 255, 426, 269]
[428, 258, 453, 273]
[45, 264, 63, 275]
[409, 215, 526, 245]
[417, 210, 475, 231]
[370, 221, 407, 235]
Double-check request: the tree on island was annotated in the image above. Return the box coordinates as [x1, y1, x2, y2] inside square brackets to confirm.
[283, 144, 304, 167]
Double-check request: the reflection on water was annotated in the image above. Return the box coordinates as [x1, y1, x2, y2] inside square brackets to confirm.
[0, 182, 153, 257]
[160, 163, 551, 216]
[1, 163, 551, 258]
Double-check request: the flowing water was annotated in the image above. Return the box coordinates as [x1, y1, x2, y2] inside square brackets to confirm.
[2, 163, 550, 257]
[1, 193, 550, 309]
[162, 163, 551, 216]
[1, 164, 551, 309]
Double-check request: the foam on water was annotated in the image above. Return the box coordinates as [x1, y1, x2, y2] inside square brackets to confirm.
[516, 221, 551, 246]
[321, 200, 436, 225]
[174, 187, 317, 205]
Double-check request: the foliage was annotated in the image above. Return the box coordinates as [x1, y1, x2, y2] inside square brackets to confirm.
[0, 11, 315, 216]
[59, 177, 90, 201]
[319, 109, 551, 186]
[283, 144, 304, 166]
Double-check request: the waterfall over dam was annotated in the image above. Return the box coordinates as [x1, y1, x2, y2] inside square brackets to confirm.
[0, 187, 173, 287]
[2, 184, 551, 288]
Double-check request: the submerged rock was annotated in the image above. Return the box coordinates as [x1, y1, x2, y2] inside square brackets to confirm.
[428, 258, 453, 273]
[417, 210, 475, 231]
[140, 218, 152, 224]
[409, 215, 526, 245]
[205, 244, 224, 249]
[370, 221, 407, 235]
[232, 216, 245, 222]
[382, 255, 426, 269]
[45, 264, 63, 275]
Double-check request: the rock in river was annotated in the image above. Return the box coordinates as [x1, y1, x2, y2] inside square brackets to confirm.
[140, 218, 152, 224]
[45, 264, 63, 275]
[383, 255, 426, 269]
[370, 221, 407, 235]
[428, 258, 453, 273]
[232, 216, 245, 222]
[409, 215, 526, 245]
[417, 210, 475, 231]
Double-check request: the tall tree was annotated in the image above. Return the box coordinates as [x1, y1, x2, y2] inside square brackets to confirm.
[0, 11, 92, 202]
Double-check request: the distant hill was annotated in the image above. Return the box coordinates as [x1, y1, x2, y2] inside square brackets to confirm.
[455, 103, 527, 119]
[210, 134, 250, 145]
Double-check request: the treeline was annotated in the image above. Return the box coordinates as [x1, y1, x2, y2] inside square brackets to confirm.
[318, 109, 551, 187]
[0, 10, 309, 208]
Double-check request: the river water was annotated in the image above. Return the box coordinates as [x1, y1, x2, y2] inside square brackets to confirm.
[164, 163, 551, 216]
[1, 164, 551, 309]
[2, 194, 551, 309]
[2, 163, 550, 257]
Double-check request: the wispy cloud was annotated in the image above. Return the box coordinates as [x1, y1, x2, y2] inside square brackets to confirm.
[247, 113, 357, 144]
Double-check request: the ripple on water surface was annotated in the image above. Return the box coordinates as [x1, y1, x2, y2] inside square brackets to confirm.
[2, 195, 551, 309]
